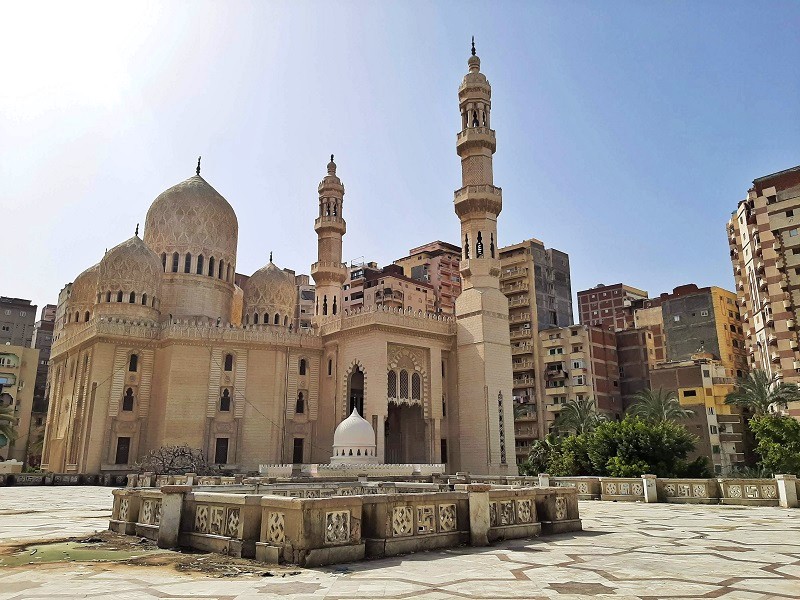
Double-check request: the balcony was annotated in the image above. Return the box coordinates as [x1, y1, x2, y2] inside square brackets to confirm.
[545, 366, 566, 378]
[758, 279, 768, 291]
[511, 344, 533, 355]
[502, 281, 529, 294]
[509, 312, 532, 324]
[756, 261, 765, 273]
[771, 352, 780, 363]
[500, 266, 528, 281]
[510, 328, 532, 340]
[512, 361, 534, 372]
[508, 297, 530, 308]
[513, 376, 535, 386]
[789, 319, 796, 329]
[546, 402, 564, 412]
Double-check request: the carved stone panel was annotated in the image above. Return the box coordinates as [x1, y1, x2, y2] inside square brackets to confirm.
[439, 504, 456, 532]
[325, 510, 350, 545]
[267, 512, 285, 545]
[516, 499, 532, 523]
[555, 497, 567, 521]
[417, 505, 435, 534]
[392, 506, 413, 537]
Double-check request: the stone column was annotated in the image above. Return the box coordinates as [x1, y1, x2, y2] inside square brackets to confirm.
[641, 474, 658, 503]
[776, 474, 798, 508]
[157, 485, 191, 549]
[464, 483, 492, 546]
[538, 473, 550, 487]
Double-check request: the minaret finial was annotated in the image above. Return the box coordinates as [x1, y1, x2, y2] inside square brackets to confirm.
[135, 223, 139, 236]
[331, 154, 334, 162]
[196, 156, 201, 176]
[270, 251, 273, 263]
[327, 154, 336, 175]
[471, 36, 476, 56]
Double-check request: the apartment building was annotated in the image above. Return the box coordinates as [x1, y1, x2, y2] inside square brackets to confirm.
[634, 305, 667, 363]
[294, 274, 315, 332]
[343, 263, 435, 314]
[0, 343, 39, 463]
[577, 283, 648, 331]
[650, 355, 748, 474]
[0, 297, 37, 347]
[616, 327, 657, 410]
[727, 164, 800, 417]
[394, 241, 462, 315]
[29, 305, 56, 464]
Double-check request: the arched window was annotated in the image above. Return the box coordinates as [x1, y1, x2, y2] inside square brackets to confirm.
[295, 391, 305, 414]
[224, 354, 233, 372]
[388, 370, 397, 398]
[122, 388, 134, 411]
[274, 313, 280, 325]
[152, 296, 156, 307]
[184, 253, 192, 273]
[84, 311, 90, 322]
[97, 292, 101, 303]
[399, 369, 409, 399]
[161, 253, 167, 271]
[220, 389, 231, 411]
[412, 372, 421, 400]
[284, 316, 288, 326]
[196, 254, 204, 275]
[128, 354, 138, 372]
[106, 291, 111, 302]
[299, 359, 307, 375]
[172, 252, 179, 272]
[74, 311, 79, 323]
[464, 234, 470, 259]
[226, 264, 231, 282]
[253, 313, 259, 324]
[332, 297, 337, 315]
[490, 233, 495, 258]
[142, 293, 147, 306]
[323, 295, 328, 316]
[476, 232, 484, 257]
[208, 256, 215, 277]
[349, 366, 364, 415]
[116, 291, 123, 302]
[129, 291, 136, 303]
[472, 110, 479, 127]
[263, 313, 270, 324]
[218, 260, 224, 279]
[328, 358, 332, 376]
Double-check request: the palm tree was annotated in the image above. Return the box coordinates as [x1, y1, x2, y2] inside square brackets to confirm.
[0, 405, 17, 447]
[628, 388, 694, 423]
[554, 397, 606, 434]
[725, 369, 800, 416]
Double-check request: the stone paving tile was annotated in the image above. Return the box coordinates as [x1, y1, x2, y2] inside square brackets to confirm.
[2, 487, 800, 598]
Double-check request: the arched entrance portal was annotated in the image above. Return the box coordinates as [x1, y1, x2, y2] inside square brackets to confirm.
[385, 403, 426, 464]
[348, 367, 364, 416]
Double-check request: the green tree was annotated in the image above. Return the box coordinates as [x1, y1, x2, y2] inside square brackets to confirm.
[554, 397, 606, 434]
[748, 414, 800, 476]
[546, 433, 593, 476]
[725, 369, 800, 416]
[587, 416, 709, 478]
[628, 388, 694, 423]
[519, 434, 559, 475]
[0, 405, 17, 448]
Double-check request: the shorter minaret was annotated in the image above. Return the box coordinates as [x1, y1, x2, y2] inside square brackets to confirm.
[311, 155, 347, 323]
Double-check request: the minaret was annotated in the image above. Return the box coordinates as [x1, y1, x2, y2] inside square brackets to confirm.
[311, 155, 347, 324]
[454, 40, 516, 475]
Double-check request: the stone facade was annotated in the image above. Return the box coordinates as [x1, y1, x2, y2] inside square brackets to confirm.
[42, 45, 516, 476]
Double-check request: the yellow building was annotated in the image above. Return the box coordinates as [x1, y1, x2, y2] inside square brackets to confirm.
[0, 344, 39, 463]
[42, 44, 517, 476]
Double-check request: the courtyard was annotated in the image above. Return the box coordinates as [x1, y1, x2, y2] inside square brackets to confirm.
[1, 486, 799, 599]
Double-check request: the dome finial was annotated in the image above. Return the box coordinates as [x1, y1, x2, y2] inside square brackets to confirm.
[269, 251, 273, 263]
[196, 156, 201, 176]
[135, 223, 139, 237]
[327, 154, 336, 175]
[471, 36, 476, 56]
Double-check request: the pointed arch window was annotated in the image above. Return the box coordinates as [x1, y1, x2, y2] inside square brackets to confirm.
[253, 313, 259, 325]
[219, 389, 231, 412]
[472, 110, 479, 127]
[122, 388, 135, 411]
[218, 260, 224, 279]
[184, 253, 192, 273]
[116, 291, 123, 302]
[295, 391, 305, 414]
[399, 369, 409, 399]
[161, 253, 167, 271]
[128, 354, 138, 372]
[142, 293, 148, 306]
[490, 233, 495, 258]
[129, 291, 136, 303]
[299, 359, 307, 376]
[274, 313, 280, 325]
[263, 313, 270, 324]
[106, 291, 111, 302]
[224, 354, 233, 372]
[226, 264, 231, 282]
[387, 370, 397, 398]
[208, 256, 215, 277]
[74, 311, 79, 322]
[323, 296, 328, 316]
[172, 252, 179, 273]
[84, 311, 90, 322]
[245, 315, 250, 325]
[412, 372, 421, 400]
[196, 255, 204, 275]
[464, 234, 470, 259]
[284, 316, 288, 326]
[332, 297, 337, 315]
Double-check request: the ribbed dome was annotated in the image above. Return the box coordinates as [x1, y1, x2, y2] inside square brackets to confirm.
[69, 263, 99, 308]
[242, 261, 296, 324]
[333, 409, 376, 448]
[97, 236, 162, 302]
[143, 174, 238, 268]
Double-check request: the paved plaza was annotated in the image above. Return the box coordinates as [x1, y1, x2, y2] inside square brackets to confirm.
[1, 487, 799, 599]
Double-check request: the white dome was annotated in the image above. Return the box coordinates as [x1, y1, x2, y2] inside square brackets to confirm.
[333, 409, 375, 447]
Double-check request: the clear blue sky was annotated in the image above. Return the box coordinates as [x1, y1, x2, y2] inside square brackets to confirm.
[2, 2, 798, 318]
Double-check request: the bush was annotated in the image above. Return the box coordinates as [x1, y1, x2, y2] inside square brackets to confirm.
[748, 415, 800, 476]
[136, 445, 218, 475]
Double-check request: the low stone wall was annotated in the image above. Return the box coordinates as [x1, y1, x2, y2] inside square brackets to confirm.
[258, 463, 446, 478]
[109, 483, 580, 566]
[550, 477, 601, 500]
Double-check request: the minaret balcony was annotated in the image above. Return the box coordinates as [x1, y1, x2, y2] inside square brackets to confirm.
[454, 184, 502, 217]
[456, 127, 496, 153]
[314, 216, 347, 234]
[311, 260, 347, 281]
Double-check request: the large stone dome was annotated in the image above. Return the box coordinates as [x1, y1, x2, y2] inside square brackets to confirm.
[65, 263, 99, 325]
[331, 408, 378, 464]
[242, 261, 296, 327]
[95, 235, 162, 317]
[143, 174, 238, 271]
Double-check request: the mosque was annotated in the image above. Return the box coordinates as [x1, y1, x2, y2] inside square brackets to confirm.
[41, 43, 516, 476]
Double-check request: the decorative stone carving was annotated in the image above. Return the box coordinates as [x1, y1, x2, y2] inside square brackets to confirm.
[728, 484, 742, 498]
[417, 505, 435, 534]
[761, 485, 777, 499]
[664, 483, 676, 497]
[118, 497, 129, 521]
[555, 497, 567, 521]
[693, 484, 707, 498]
[605, 482, 617, 495]
[325, 510, 350, 544]
[439, 504, 456, 532]
[227, 507, 241, 538]
[577, 482, 589, 494]
[209, 506, 225, 535]
[141, 499, 154, 525]
[267, 512, 285, 545]
[745, 485, 759, 499]
[631, 482, 644, 496]
[516, 499, 532, 523]
[195, 505, 209, 533]
[392, 507, 413, 537]
[489, 502, 498, 527]
[500, 501, 515, 525]
[678, 484, 691, 497]
[619, 482, 631, 495]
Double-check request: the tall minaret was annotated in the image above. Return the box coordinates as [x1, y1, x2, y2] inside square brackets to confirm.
[311, 155, 347, 324]
[454, 40, 516, 475]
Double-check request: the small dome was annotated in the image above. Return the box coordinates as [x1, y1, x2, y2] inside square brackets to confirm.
[144, 174, 238, 268]
[242, 261, 295, 324]
[97, 236, 162, 310]
[333, 409, 376, 448]
[69, 263, 99, 308]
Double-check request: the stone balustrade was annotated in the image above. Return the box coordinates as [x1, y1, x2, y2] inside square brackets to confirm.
[599, 477, 646, 501]
[551, 476, 601, 500]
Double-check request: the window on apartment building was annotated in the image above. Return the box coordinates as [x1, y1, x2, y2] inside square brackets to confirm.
[707, 407, 715, 415]
[701, 310, 709, 316]
[709, 425, 718, 434]
[674, 316, 680, 322]
[683, 390, 697, 397]
[787, 210, 795, 217]
[712, 445, 721, 454]
[790, 229, 799, 237]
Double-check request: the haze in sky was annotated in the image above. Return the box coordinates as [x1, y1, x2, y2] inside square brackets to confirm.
[2, 1, 798, 317]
